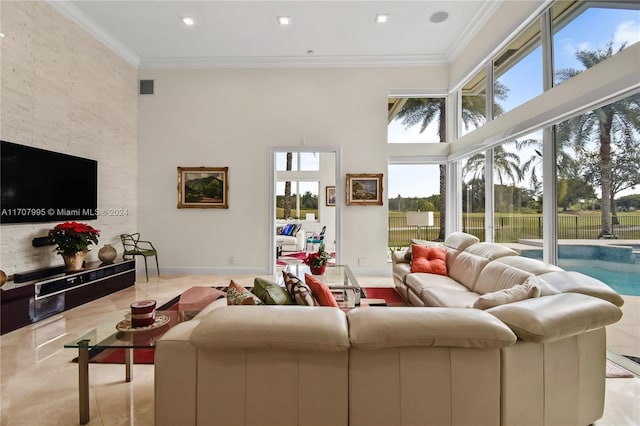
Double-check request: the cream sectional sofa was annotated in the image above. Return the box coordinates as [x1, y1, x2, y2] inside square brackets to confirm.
[155, 259, 623, 426]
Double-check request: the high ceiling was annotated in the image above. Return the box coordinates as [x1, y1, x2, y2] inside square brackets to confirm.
[55, 1, 500, 68]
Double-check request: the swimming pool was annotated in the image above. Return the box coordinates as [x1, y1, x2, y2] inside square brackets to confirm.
[520, 245, 640, 296]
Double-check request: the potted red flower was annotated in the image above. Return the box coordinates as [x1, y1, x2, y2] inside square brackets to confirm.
[304, 244, 331, 275]
[48, 221, 100, 271]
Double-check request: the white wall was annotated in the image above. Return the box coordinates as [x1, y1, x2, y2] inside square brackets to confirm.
[137, 66, 447, 275]
[0, 2, 138, 276]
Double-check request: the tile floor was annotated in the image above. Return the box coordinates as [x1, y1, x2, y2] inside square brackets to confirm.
[1, 272, 638, 425]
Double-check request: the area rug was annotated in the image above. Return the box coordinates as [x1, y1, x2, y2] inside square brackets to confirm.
[363, 287, 408, 307]
[71, 287, 225, 364]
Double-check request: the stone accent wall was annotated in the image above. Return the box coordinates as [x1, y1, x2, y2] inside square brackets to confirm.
[0, 2, 138, 276]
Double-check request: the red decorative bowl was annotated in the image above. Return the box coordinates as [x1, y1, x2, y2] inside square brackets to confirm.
[130, 300, 156, 327]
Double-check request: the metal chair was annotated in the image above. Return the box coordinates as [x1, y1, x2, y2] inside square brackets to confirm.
[120, 233, 159, 281]
[306, 226, 326, 252]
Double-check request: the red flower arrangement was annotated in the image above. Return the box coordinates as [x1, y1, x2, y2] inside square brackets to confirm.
[48, 221, 100, 256]
[303, 244, 331, 268]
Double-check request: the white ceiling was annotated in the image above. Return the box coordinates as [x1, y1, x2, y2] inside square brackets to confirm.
[54, 1, 501, 69]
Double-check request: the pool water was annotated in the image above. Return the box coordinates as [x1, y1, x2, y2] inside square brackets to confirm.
[520, 245, 640, 296]
[558, 259, 640, 296]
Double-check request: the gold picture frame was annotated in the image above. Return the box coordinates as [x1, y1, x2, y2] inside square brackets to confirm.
[177, 167, 229, 209]
[346, 173, 383, 206]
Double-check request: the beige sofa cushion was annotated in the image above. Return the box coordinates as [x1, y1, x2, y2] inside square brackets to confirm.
[421, 288, 480, 308]
[474, 260, 535, 294]
[487, 293, 623, 343]
[405, 273, 468, 295]
[449, 243, 520, 291]
[443, 232, 480, 269]
[348, 307, 517, 350]
[443, 232, 480, 252]
[191, 306, 349, 352]
[494, 255, 563, 275]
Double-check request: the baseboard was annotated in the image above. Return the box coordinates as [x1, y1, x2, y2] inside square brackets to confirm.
[157, 266, 270, 276]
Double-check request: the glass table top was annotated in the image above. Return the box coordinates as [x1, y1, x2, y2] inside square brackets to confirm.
[64, 309, 195, 349]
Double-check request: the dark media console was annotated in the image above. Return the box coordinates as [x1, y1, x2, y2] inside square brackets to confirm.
[1, 259, 135, 335]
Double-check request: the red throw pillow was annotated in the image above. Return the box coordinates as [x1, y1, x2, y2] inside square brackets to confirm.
[304, 274, 339, 308]
[410, 244, 448, 276]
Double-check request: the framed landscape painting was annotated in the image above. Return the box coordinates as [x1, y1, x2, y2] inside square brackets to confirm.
[177, 167, 228, 209]
[326, 186, 336, 206]
[346, 173, 383, 206]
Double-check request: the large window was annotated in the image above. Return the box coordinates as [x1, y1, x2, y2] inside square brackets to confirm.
[493, 133, 543, 242]
[493, 20, 543, 117]
[388, 164, 441, 247]
[388, 97, 446, 143]
[552, 1, 640, 87]
[460, 68, 487, 137]
[460, 154, 486, 241]
[276, 181, 319, 220]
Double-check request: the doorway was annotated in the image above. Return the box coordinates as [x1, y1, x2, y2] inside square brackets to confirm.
[270, 147, 341, 274]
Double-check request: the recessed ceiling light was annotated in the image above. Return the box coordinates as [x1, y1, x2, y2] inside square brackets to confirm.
[375, 14, 390, 24]
[277, 16, 291, 26]
[182, 17, 195, 26]
[430, 11, 449, 24]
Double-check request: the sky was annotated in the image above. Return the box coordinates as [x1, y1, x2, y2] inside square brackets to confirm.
[388, 6, 640, 199]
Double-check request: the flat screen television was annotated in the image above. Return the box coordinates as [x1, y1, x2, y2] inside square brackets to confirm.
[1, 140, 98, 224]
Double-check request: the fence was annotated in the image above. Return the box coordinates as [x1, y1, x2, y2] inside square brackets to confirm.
[388, 214, 640, 246]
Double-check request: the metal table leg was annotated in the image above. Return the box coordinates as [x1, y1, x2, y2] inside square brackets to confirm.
[77, 340, 90, 425]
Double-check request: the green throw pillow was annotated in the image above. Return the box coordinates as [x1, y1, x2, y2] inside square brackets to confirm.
[252, 277, 294, 305]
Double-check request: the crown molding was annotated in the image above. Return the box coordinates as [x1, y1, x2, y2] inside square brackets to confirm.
[47, 0, 140, 68]
[139, 54, 449, 69]
[446, 0, 503, 62]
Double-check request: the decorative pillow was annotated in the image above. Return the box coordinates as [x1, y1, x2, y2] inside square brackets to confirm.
[404, 239, 441, 261]
[282, 224, 294, 236]
[283, 271, 318, 306]
[410, 244, 448, 275]
[252, 277, 294, 305]
[227, 280, 264, 305]
[471, 279, 541, 310]
[304, 274, 339, 308]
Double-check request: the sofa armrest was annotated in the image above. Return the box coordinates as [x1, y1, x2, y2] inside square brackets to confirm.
[487, 293, 622, 343]
[347, 307, 516, 350]
[540, 270, 625, 307]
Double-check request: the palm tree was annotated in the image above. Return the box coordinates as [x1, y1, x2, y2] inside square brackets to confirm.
[556, 42, 640, 237]
[516, 136, 579, 195]
[392, 83, 507, 240]
[462, 145, 524, 186]
[283, 152, 293, 218]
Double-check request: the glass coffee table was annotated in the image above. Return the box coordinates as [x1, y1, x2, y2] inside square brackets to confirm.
[64, 309, 195, 424]
[279, 264, 362, 308]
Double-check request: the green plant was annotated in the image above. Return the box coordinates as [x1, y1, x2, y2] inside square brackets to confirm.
[304, 244, 331, 267]
[48, 221, 100, 256]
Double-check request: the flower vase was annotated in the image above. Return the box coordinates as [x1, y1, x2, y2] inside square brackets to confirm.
[61, 251, 87, 272]
[98, 244, 117, 264]
[309, 265, 326, 275]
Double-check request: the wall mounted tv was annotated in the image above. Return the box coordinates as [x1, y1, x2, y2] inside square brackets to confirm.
[1, 141, 98, 224]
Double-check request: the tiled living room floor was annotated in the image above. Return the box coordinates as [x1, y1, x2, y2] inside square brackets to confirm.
[1, 272, 638, 425]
